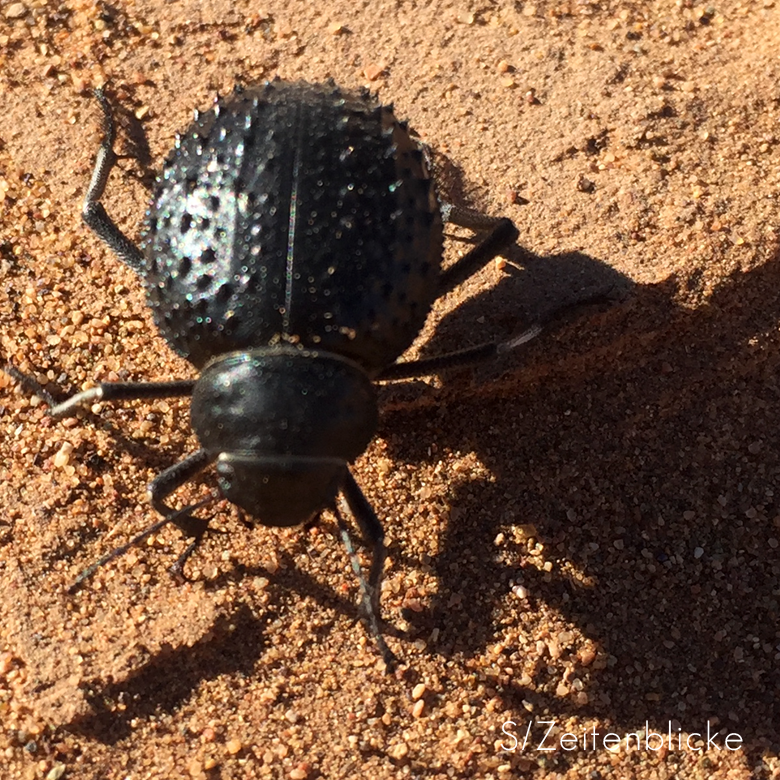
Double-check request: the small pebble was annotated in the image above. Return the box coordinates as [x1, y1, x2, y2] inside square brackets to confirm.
[5, 2, 27, 19]
[262, 557, 279, 574]
[187, 761, 203, 779]
[577, 175, 596, 193]
[512, 585, 528, 600]
[578, 647, 596, 666]
[412, 683, 426, 700]
[516, 524, 538, 539]
[0, 652, 15, 676]
[389, 742, 409, 759]
[289, 764, 310, 780]
[412, 699, 425, 718]
[363, 63, 386, 81]
[226, 738, 242, 755]
[53, 441, 74, 468]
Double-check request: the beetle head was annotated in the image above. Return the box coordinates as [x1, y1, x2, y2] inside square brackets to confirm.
[214, 454, 347, 526]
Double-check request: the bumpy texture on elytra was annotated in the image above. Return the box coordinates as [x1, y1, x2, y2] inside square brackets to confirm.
[144, 81, 444, 373]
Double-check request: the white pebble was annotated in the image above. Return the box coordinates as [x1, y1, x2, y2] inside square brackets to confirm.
[53, 441, 74, 468]
[512, 585, 528, 600]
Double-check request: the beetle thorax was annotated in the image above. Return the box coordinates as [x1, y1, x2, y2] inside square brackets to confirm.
[190, 346, 378, 526]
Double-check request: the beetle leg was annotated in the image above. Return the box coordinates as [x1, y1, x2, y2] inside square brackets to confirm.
[336, 470, 396, 669]
[147, 449, 219, 577]
[81, 87, 147, 274]
[2, 366, 196, 417]
[437, 204, 519, 297]
[340, 470, 387, 616]
[50, 379, 195, 417]
[51, 379, 196, 416]
[6, 366, 208, 564]
[377, 324, 542, 381]
[440, 202, 513, 231]
[5, 365, 218, 577]
[69, 491, 220, 593]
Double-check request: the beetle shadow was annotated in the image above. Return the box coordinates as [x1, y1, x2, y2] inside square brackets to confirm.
[66, 604, 268, 743]
[377, 244, 780, 762]
[63, 542, 385, 743]
[435, 240, 630, 355]
[101, 84, 156, 189]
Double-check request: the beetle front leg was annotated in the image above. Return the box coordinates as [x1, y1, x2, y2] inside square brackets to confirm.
[54, 379, 197, 416]
[340, 470, 388, 617]
[336, 470, 396, 669]
[68, 493, 219, 593]
[147, 449, 218, 577]
[81, 87, 147, 275]
[4, 365, 217, 580]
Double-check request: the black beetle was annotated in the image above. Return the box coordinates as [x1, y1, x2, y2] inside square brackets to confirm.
[8, 81, 543, 666]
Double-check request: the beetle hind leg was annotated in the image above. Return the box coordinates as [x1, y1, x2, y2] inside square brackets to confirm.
[437, 203, 519, 297]
[81, 87, 147, 275]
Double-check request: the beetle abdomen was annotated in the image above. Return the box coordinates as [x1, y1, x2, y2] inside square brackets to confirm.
[144, 80, 443, 373]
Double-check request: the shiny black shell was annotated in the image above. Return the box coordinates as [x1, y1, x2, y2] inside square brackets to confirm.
[143, 81, 444, 374]
[191, 347, 378, 461]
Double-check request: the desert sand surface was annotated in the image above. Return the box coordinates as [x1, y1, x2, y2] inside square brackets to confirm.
[1, 1, 779, 778]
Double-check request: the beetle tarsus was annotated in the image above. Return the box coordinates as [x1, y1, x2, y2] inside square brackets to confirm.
[1, 365, 59, 408]
[335, 504, 396, 670]
[437, 213, 519, 297]
[169, 535, 206, 581]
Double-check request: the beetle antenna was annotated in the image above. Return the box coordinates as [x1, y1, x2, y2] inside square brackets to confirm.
[68, 491, 220, 593]
[333, 504, 397, 670]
